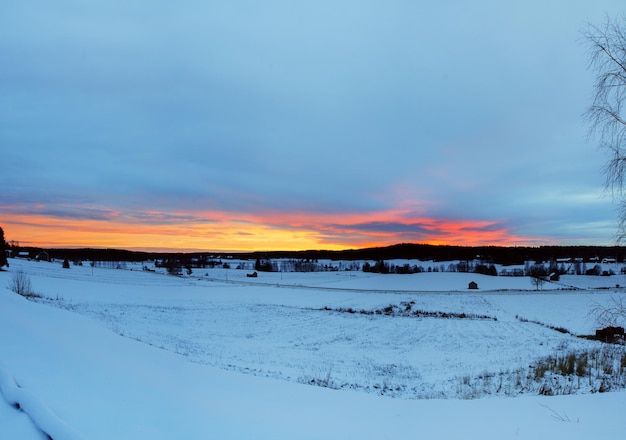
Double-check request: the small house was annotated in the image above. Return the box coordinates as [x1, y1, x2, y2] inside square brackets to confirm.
[468, 281, 478, 290]
[36, 251, 50, 262]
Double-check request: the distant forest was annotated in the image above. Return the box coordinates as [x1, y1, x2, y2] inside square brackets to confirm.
[7, 243, 626, 267]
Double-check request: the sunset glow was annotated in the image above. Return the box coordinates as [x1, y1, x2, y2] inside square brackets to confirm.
[3, 207, 548, 252]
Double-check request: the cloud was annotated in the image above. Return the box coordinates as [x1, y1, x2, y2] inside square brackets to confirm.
[1, 0, 624, 250]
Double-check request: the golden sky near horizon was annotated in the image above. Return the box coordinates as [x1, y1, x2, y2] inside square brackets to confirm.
[3, 209, 549, 252]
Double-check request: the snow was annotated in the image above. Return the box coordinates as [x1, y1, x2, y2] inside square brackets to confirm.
[1, 258, 625, 439]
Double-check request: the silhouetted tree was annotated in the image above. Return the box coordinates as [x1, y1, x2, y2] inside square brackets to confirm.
[255, 258, 273, 272]
[0, 227, 8, 269]
[165, 259, 182, 275]
[475, 264, 498, 276]
[372, 260, 389, 274]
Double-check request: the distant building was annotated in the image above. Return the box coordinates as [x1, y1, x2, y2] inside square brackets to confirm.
[36, 251, 50, 262]
[468, 281, 478, 290]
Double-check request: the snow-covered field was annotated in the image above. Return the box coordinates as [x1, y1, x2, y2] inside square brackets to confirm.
[1, 257, 625, 439]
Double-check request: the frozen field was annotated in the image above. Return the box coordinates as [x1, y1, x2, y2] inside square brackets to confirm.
[1, 257, 626, 439]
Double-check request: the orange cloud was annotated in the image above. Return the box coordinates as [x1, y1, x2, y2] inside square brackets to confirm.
[2, 206, 547, 252]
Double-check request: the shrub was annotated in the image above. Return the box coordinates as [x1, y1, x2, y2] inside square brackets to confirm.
[576, 353, 589, 377]
[8, 270, 40, 298]
[557, 353, 576, 376]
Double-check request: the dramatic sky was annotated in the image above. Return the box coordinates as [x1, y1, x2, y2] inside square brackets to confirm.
[2, 1, 625, 252]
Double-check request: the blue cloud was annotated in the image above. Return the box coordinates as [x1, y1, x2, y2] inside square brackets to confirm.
[1, 0, 623, 247]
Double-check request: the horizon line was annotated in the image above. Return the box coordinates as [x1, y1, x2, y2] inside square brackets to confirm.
[7, 242, 625, 255]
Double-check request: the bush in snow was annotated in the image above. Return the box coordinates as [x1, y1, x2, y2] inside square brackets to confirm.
[8, 270, 39, 298]
[321, 302, 497, 321]
[451, 346, 626, 399]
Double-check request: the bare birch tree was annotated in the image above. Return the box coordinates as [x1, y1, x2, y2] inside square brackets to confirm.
[584, 15, 626, 238]
[584, 15, 626, 328]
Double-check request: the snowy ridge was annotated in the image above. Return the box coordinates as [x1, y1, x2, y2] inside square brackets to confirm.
[0, 364, 85, 440]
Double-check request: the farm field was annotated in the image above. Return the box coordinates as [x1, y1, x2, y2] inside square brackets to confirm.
[1, 257, 626, 439]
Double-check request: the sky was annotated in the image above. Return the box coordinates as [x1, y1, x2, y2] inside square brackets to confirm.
[1, 0, 625, 252]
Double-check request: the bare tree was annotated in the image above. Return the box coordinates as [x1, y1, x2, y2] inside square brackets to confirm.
[584, 16, 626, 328]
[530, 276, 545, 291]
[528, 263, 547, 290]
[584, 15, 626, 238]
[591, 295, 626, 328]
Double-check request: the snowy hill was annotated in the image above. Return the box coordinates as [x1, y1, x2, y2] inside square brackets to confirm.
[1, 258, 625, 439]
